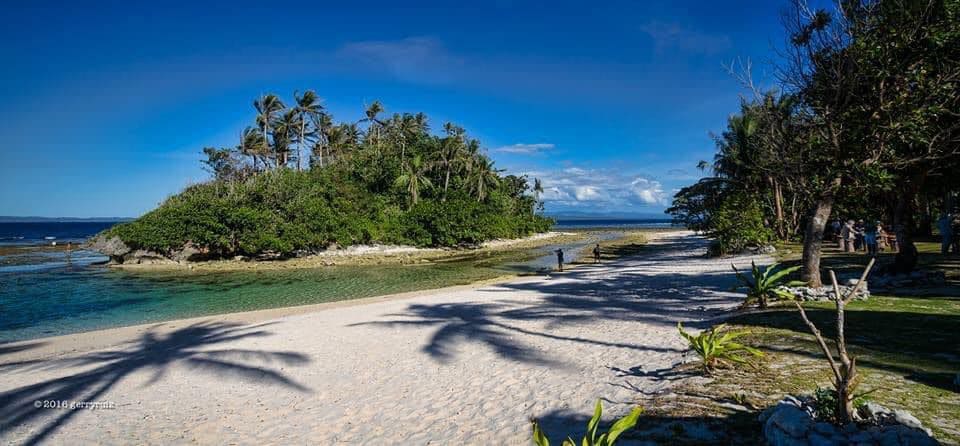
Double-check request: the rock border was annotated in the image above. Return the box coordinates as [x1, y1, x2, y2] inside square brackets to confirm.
[759, 396, 937, 445]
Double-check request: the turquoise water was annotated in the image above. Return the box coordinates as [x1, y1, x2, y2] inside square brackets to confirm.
[0, 232, 623, 342]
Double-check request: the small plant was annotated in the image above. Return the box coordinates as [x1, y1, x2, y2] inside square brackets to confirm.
[677, 322, 763, 374]
[732, 261, 801, 309]
[813, 387, 873, 423]
[732, 392, 749, 406]
[793, 259, 875, 424]
[532, 399, 643, 446]
[813, 387, 839, 422]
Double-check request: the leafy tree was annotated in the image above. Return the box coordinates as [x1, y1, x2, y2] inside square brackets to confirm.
[468, 155, 500, 202]
[293, 90, 323, 170]
[394, 155, 433, 205]
[253, 94, 285, 169]
[201, 147, 239, 181]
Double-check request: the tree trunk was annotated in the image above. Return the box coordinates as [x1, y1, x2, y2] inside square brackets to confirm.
[801, 177, 842, 288]
[443, 166, 451, 201]
[774, 179, 785, 239]
[297, 121, 305, 171]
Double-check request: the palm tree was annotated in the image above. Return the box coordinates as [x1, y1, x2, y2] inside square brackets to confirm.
[293, 90, 323, 170]
[311, 113, 333, 167]
[469, 155, 500, 202]
[360, 100, 384, 155]
[389, 113, 423, 163]
[533, 177, 544, 211]
[273, 109, 301, 168]
[325, 123, 360, 162]
[253, 94, 285, 169]
[394, 155, 433, 205]
[438, 122, 465, 200]
[238, 126, 268, 171]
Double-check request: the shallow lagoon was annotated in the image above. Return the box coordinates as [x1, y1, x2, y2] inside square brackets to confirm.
[0, 232, 623, 342]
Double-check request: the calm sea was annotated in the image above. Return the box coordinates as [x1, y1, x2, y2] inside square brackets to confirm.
[553, 218, 675, 230]
[0, 221, 119, 246]
[0, 220, 665, 342]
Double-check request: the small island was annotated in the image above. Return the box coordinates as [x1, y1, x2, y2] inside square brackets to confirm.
[92, 94, 552, 264]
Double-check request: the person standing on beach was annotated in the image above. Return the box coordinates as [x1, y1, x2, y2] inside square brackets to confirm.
[830, 219, 842, 242]
[854, 219, 866, 251]
[864, 224, 878, 256]
[593, 244, 601, 264]
[938, 214, 954, 254]
[555, 248, 564, 272]
[841, 220, 856, 252]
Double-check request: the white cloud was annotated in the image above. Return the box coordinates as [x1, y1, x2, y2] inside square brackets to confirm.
[493, 143, 555, 154]
[517, 166, 668, 210]
[574, 186, 604, 201]
[639, 22, 732, 54]
[336, 37, 463, 84]
[629, 178, 663, 205]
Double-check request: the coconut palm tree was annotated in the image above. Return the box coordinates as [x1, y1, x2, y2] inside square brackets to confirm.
[293, 90, 323, 170]
[394, 155, 433, 205]
[389, 113, 423, 163]
[253, 94, 285, 169]
[272, 109, 301, 168]
[311, 112, 333, 167]
[533, 177, 544, 211]
[469, 155, 500, 202]
[438, 122, 465, 200]
[360, 100, 385, 155]
[238, 126, 268, 171]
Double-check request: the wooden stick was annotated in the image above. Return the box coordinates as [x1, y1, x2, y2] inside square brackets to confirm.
[793, 301, 842, 383]
[842, 258, 876, 305]
[830, 270, 852, 372]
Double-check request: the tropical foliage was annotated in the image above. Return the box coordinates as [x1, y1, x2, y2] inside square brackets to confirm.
[677, 322, 763, 374]
[531, 400, 643, 446]
[107, 95, 551, 257]
[731, 261, 801, 309]
[667, 0, 960, 286]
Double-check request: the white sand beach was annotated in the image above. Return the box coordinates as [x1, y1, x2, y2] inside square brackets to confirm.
[0, 232, 770, 444]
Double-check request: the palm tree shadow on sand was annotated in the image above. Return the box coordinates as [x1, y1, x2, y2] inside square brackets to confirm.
[0, 321, 311, 445]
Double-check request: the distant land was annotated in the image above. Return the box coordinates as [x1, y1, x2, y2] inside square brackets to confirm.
[547, 211, 670, 220]
[0, 216, 134, 223]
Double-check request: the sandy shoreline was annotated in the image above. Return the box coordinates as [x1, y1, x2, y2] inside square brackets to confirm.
[107, 230, 586, 272]
[1, 230, 765, 444]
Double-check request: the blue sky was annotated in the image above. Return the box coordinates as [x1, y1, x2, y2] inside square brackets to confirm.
[0, 0, 791, 218]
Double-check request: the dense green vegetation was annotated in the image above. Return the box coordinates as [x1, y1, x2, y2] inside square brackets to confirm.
[667, 0, 960, 286]
[107, 97, 551, 258]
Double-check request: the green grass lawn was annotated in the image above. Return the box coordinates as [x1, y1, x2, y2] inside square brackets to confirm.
[637, 239, 960, 444]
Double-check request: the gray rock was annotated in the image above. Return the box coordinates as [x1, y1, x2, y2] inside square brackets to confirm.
[813, 422, 839, 436]
[772, 405, 814, 437]
[859, 402, 891, 420]
[765, 428, 809, 446]
[123, 249, 173, 265]
[86, 234, 132, 263]
[807, 433, 836, 446]
[891, 409, 932, 436]
[172, 242, 204, 263]
[895, 426, 939, 446]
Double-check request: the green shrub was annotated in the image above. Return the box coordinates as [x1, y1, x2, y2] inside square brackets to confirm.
[105, 168, 551, 258]
[532, 400, 643, 446]
[677, 322, 763, 374]
[708, 194, 773, 256]
[731, 261, 801, 309]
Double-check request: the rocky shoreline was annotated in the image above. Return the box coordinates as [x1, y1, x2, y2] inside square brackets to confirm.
[85, 231, 588, 271]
